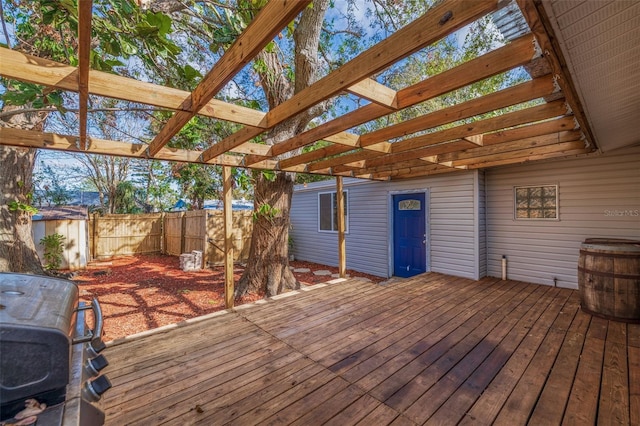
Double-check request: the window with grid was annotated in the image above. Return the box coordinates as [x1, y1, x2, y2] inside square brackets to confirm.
[514, 185, 558, 219]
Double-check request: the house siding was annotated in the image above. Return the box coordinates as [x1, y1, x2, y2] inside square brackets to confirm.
[291, 171, 480, 279]
[477, 170, 487, 279]
[485, 146, 640, 289]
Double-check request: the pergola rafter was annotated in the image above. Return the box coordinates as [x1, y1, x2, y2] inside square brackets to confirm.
[0, 0, 596, 184]
[77, 0, 92, 150]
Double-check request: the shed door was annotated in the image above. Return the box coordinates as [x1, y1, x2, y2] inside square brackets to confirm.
[393, 193, 426, 278]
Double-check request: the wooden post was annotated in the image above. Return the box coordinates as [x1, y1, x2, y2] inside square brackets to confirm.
[336, 177, 346, 278]
[223, 166, 234, 308]
[160, 212, 165, 254]
[202, 210, 208, 268]
[91, 213, 98, 260]
[180, 212, 186, 254]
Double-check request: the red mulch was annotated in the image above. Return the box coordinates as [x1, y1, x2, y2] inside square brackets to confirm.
[71, 254, 383, 342]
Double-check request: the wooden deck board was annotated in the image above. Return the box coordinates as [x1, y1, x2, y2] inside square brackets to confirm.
[99, 273, 638, 425]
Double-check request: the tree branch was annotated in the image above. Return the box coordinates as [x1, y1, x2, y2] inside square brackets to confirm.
[0, 107, 166, 121]
[0, 1, 12, 49]
[293, 0, 330, 94]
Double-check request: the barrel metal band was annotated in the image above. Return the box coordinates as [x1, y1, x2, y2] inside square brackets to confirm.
[578, 266, 640, 280]
[579, 250, 640, 259]
[580, 305, 640, 324]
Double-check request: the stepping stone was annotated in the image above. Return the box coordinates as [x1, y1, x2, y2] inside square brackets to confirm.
[331, 273, 350, 278]
[293, 268, 311, 273]
[313, 270, 332, 276]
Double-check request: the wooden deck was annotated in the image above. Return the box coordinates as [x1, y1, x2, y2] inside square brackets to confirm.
[98, 273, 639, 425]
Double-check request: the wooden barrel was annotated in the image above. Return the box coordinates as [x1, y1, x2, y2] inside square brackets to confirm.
[578, 241, 640, 323]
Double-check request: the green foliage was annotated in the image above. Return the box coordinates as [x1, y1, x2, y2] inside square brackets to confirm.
[172, 163, 223, 210]
[114, 181, 142, 214]
[130, 160, 179, 212]
[253, 203, 280, 222]
[260, 170, 277, 182]
[8, 200, 38, 214]
[40, 233, 65, 270]
[2, 0, 183, 112]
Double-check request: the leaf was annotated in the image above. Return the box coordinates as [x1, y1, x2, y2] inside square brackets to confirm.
[135, 22, 160, 37]
[261, 170, 277, 182]
[145, 12, 172, 36]
[264, 41, 276, 53]
[181, 64, 202, 82]
[120, 40, 138, 56]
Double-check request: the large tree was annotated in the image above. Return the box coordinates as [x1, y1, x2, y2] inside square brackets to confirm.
[0, 0, 182, 272]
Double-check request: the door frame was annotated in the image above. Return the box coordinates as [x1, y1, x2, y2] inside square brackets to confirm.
[388, 189, 430, 277]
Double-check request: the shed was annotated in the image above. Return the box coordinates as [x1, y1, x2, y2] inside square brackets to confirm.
[32, 206, 89, 270]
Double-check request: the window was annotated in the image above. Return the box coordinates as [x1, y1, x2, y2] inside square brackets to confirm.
[514, 185, 558, 219]
[318, 191, 348, 232]
[398, 199, 421, 210]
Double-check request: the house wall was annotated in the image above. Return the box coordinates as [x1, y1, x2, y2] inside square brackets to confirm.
[477, 170, 487, 279]
[291, 170, 481, 279]
[33, 219, 88, 270]
[485, 146, 640, 289]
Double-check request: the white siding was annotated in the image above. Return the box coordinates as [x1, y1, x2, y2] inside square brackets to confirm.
[291, 171, 480, 279]
[32, 219, 88, 270]
[485, 146, 640, 289]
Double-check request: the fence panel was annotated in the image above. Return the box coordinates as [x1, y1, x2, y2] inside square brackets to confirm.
[164, 212, 183, 256]
[207, 210, 253, 265]
[184, 210, 206, 254]
[87, 210, 252, 264]
[90, 213, 163, 259]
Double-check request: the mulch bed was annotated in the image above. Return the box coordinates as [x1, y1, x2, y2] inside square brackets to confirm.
[71, 254, 383, 342]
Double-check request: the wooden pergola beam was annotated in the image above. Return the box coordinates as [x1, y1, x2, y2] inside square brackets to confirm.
[261, 103, 390, 162]
[363, 139, 477, 170]
[77, 0, 92, 150]
[482, 116, 576, 141]
[146, 0, 311, 157]
[264, 0, 499, 129]
[464, 140, 588, 168]
[307, 150, 383, 172]
[361, 73, 555, 148]
[333, 158, 435, 175]
[391, 99, 567, 153]
[269, 34, 541, 169]
[279, 144, 349, 170]
[321, 74, 558, 169]
[304, 99, 568, 173]
[0, 127, 237, 164]
[345, 78, 398, 108]
[201, 127, 264, 163]
[371, 163, 455, 179]
[222, 165, 234, 309]
[336, 177, 346, 278]
[0, 47, 267, 128]
[444, 128, 582, 164]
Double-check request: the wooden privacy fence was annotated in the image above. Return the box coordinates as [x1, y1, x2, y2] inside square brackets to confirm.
[89, 210, 253, 265]
[90, 213, 163, 259]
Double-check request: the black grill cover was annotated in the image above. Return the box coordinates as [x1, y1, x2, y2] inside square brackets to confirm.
[0, 273, 79, 417]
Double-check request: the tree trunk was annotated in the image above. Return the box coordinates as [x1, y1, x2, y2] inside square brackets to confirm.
[0, 145, 45, 274]
[235, 171, 298, 297]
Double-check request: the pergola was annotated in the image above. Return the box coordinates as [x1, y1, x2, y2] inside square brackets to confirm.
[0, 0, 596, 306]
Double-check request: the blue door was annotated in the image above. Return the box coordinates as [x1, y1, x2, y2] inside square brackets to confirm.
[393, 193, 426, 278]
